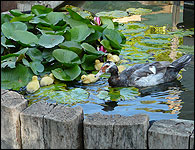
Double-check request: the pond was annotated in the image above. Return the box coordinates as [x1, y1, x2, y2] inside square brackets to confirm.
[24, 1, 194, 121]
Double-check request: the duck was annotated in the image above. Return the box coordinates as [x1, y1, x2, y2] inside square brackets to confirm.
[40, 73, 54, 87]
[117, 65, 126, 73]
[95, 54, 192, 87]
[26, 76, 40, 93]
[107, 53, 120, 63]
[81, 74, 99, 84]
[94, 59, 104, 71]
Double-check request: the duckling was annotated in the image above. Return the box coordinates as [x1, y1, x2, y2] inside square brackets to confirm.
[26, 76, 40, 93]
[40, 73, 54, 87]
[117, 65, 126, 73]
[107, 53, 120, 63]
[94, 59, 104, 71]
[81, 74, 99, 84]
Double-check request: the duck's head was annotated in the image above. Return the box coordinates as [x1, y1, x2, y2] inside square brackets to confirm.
[95, 61, 117, 78]
[81, 75, 87, 81]
[107, 53, 112, 60]
[32, 76, 38, 80]
[95, 59, 100, 64]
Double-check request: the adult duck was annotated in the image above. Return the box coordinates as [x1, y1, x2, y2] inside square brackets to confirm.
[95, 54, 192, 87]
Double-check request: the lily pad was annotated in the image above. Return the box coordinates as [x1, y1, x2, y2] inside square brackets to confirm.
[38, 34, 64, 48]
[96, 10, 128, 19]
[59, 41, 83, 55]
[81, 54, 98, 70]
[52, 49, 81, 67]
[126, 8, 152, 15]
[10, 14, 35, 22]
[1, 63, 33, 90]
[81, 43, 104, 55]
[31, 5, 53, 16]
[9, 9, 23, 17]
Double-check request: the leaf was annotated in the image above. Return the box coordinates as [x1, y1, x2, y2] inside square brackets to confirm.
[1, 56, 17, 68]
[26, 48, 43, 61]
[1, 22, 27, 39]
[1, 36, 15, 48]
[1, 14, 13, 24]
[29, 61, 44, 75]
[85, 30, 102, 42]
[52, 65, 81, 81]
[10, 14, 35, 22]
[59, 41, 83, 55]
[81, 43, 104, 55]
[100, 17, 114, 29]
[81, 54, 98, 70]
[97, 91, 110, 100]
[63, 15, 86, 27]
[70, 25, 93, 42]
[66, 8, 90, 24]
[9, 9, 23, 17]
[31, 5, 53, 16]
[38, 34, 64, 48]
[100, 39, 112, 51]
[96, 10, 128, 19]
[46, 12, 65, 25]
[12, 30, 38, 45]
[52, 49, 81, 67]
[1, 63, 33, 90]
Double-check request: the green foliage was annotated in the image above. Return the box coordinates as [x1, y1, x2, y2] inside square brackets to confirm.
[1, 5, 126, 91]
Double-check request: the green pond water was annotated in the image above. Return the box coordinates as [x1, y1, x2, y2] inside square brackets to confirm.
[25, 1, 194, 121]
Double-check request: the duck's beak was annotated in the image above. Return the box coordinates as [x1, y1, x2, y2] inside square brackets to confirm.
[95, 70, 104, 78]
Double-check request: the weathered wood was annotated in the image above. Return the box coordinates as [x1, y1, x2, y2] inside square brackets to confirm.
[44, 105, 84, 149]
[84, 113, 149, 149]
[20, 101, 55, 149]
[1, 90, 28, 149]
[148, 119, 194, 149]
[190, 130, 194, 149]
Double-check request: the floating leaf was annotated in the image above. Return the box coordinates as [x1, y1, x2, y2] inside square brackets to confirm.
[126, 8, 152, 15]
[70, 25, 93, 42]
[97, 91, 110, 100]
[81, 54, 98, 70]
[96, 10, 128, 19]
[1, 63, 33, 90]
[100, 17, 114, 29]
[38, 34, 64, 48]
[46, 12, 65, 25]
[1, 36, 15, 48]
[59, 41, 83, 55]
[10, 14, 35, 22]
[52, 65, 81, 81]
[81, 43, 104, 55]
[1, 22, 27, 39]
[1, 14, 13, 24]
[26, 48, 43, 61]
[52, 49, 81, 67]
[31, 5, 53, 16]
[9, 9, 23, 17]
[29, 61, 44, 75]
[1, 56, 17, 68]
[12, 30, 38, 45]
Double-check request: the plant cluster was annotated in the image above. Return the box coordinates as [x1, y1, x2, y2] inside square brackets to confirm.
[1, 5, 126, 90]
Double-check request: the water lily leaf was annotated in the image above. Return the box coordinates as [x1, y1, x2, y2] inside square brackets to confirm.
[46, 12, 65, 25]
[81, 43, 104, 55]
[88, 24, 106, 32]
[52, 49, 81, 67]
[97, 91, 110, 100]
[42, 49, 55, 62]
[126, 8, 152, 15]
[100, 17, 114, 29]
[70, 25, 93, 42]
[29, 16, 50, 26]
[96, 10, 128, 19]
[9, 9, 23, 17]
[66, 8, 90, 24]
[29, 61, 44, 75]
[1, 56, 17, 68]
[12, 30, 38, 45]
[38, 34, 64, 48]
[100, 39, 112, 51]
[26, 48, 43, 61]
[1, 63, 33, 90]
[1, 36, 15, 48]
[63, 15, 86, 27]
[52, 65, 81, 81]
[10, 14, 35, 22]
[81, 54, 98, 70]
[31, 5, 53, 16]
[59, 41, 83, 56]
[1, 14, 13, 24]
[85, 30, 102, 42]
[2, 22, 27, 39]
[120, 87, 139, 100]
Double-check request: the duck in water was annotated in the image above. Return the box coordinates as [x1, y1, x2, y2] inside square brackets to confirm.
[95, 54, 192, 87]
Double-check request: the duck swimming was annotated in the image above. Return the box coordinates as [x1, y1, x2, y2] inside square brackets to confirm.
[26, 76, 40, 93]
[81, 74, 99, 84]
[40, 73, 54, 87]
[95, 54, 192, 87]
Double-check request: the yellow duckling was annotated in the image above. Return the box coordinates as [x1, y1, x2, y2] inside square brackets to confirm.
[26, 76, 40, 93]
[117, 65, 126, 73]
[40, 73, 54, 87]
[94, 59, 104, 71]
[81, 74, 99, 84]
[107, 53, 120, 63]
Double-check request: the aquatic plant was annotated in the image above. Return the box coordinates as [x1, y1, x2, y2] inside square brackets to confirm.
[1, 5, 126, 90]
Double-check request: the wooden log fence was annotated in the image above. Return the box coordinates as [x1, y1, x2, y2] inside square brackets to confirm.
[1, 90, 194, 149]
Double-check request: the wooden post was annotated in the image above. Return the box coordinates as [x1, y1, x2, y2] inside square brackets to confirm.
[190, 130, 194, 149]
[20, 101, 84, 149]
[84, 113, 149, 149]
[148, 119, 194, 149]
[1, 90, 28, 149]
[44, 105, 84, 149]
